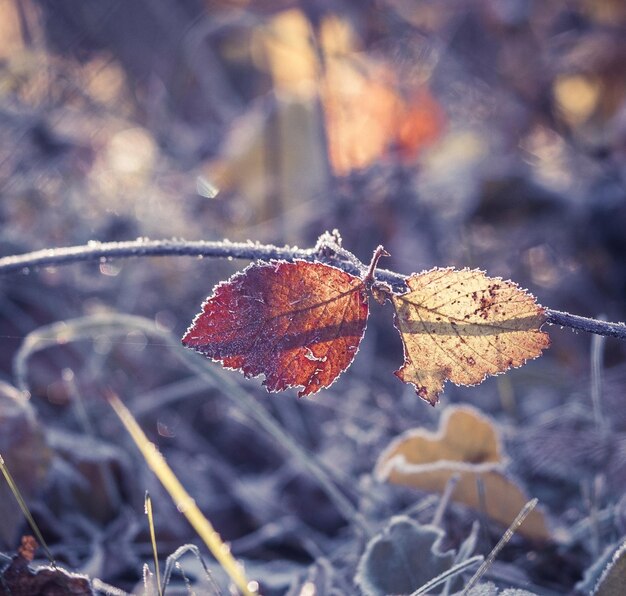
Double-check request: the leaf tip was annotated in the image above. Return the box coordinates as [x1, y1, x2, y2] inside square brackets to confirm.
[394, 367, 441, 406]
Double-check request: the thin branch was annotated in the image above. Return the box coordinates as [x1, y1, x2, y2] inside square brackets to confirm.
[0, 239, 320, 273]
[545, 309, 626, 340]
[1, 238, 625, 340]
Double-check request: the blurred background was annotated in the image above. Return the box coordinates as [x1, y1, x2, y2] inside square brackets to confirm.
[1, 0, 626, 593]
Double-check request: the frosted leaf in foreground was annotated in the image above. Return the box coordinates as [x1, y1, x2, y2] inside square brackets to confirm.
[182, 261, 368, 396]
[391, 268, 550, 405]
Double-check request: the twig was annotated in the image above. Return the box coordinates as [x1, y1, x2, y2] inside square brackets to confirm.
[1, 237, 625, 340]
[546, 309, 626, 340]
[0, 239, 320, 274]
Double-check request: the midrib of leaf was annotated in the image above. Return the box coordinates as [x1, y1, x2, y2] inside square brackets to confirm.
[396, 295, 544, 334]
[283, 282, 356, 389]
[393, 291, 546, 383]
[399, 298, 478, 381]
[226, 284, 365, 336]
[400, 270, 542, 326]
[208, 283, 365, 384]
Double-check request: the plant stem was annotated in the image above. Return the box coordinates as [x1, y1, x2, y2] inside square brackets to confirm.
[363, 244, 390, 286]
[0, 239, 321, 273]
[545, 309, 626, 340]
[1, 237, 625, 340]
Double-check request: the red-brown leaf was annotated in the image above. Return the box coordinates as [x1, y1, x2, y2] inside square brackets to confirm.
[182, 261, 369, 396]
[1, 536, 94, 595]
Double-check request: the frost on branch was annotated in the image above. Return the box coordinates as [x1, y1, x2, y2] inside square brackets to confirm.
[391, 268, 550, 405]
[182, 260, 368, 396]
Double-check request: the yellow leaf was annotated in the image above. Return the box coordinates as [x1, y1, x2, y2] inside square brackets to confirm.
[375, 407, 551, 542]
[0, 1, 23, 60]
[391, 268, 550, 405]
[251, 9, 319, 97]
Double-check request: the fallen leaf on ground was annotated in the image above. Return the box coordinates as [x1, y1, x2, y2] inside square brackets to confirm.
[355, 516, 455, 596]
[391, 267, 550, 405]
[0, 536, 94, 595]
[375, 406, 551, 541]
[182, 261, 368, 396]
[594, 539, 626, 596]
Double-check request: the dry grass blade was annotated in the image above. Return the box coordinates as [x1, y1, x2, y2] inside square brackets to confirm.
[144, 492, 163, 596]
[0, 454, 55, 566]
[411, 555, 484, 595]
[462, 498, 539, 593]
[107, 391, 256, 596]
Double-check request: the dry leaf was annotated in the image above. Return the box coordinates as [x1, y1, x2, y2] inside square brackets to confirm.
[322, 57, 401, 175]
[355, 517, 455, 596]
[594, 540, 626, 596]
[391, 267, 550, 405]
[322, 59, 445, 175]
[182, 261, 368, 396]
[375, 406, 551, 541]
[317, 16, 445, 175]
[396, 87, 446, 160]
[0, 536, 94, 595]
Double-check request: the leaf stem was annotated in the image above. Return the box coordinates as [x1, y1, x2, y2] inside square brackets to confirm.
[1, 237, 625, 340]
[363, 245, 390, 286]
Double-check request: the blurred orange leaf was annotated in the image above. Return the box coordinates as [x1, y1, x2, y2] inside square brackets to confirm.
[318, 15, 445, 175]
[397, 87, 446, 160]
[322, 60, 445, 175]
[0, 536, 93, 595]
